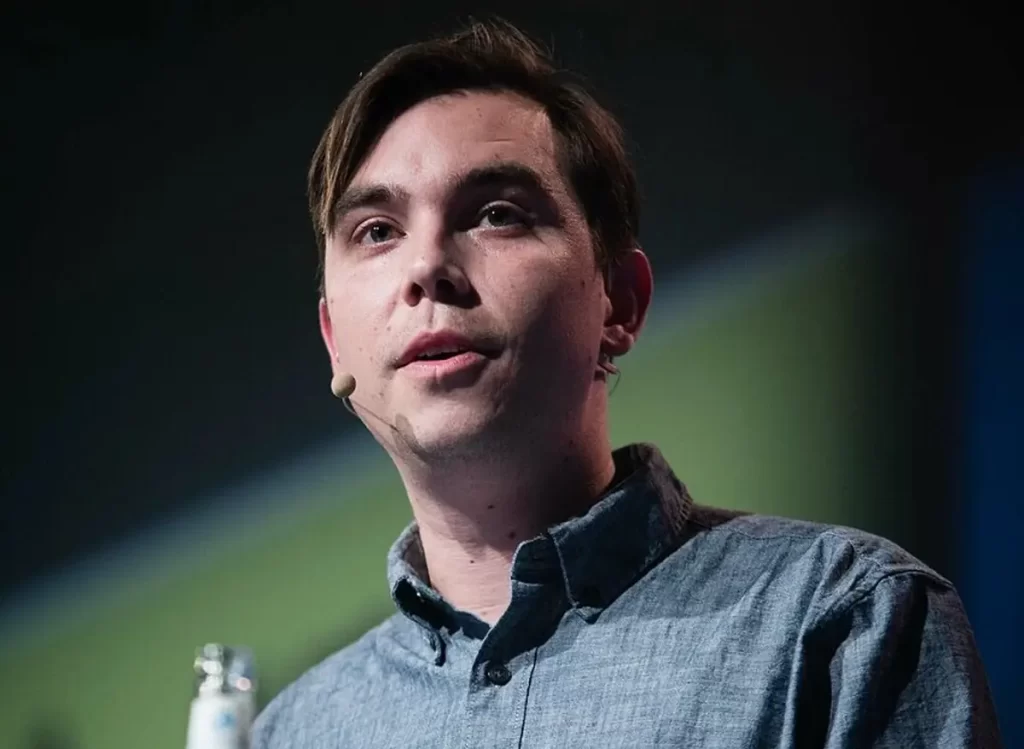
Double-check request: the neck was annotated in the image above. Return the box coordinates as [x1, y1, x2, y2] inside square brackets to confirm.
[396, 425, 616, 625]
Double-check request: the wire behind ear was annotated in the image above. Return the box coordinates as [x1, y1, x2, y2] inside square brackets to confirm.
[597, 351, 619, 377]
[599, 352, 622, 396]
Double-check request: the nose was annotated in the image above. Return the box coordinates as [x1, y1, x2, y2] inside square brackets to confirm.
[401, 233, 475, 307]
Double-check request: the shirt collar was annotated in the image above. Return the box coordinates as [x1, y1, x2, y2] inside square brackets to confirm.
[545, 443, 692, 620]
[386, 442, 693, 631]
[386, 522, 450, 626]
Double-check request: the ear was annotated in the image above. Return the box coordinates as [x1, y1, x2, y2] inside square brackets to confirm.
[318, 297, 341, 374]
[601, 248, 653, 358]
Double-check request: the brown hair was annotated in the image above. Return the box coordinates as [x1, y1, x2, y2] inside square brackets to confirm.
[308, 17, 639, 291]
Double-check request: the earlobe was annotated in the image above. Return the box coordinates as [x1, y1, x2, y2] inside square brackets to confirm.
[600, 328, 636, 358]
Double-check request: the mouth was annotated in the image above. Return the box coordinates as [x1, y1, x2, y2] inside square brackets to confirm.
[413, 347, 476, 362]
[400, 349, 495, 385]
[397, 331, 499, 369]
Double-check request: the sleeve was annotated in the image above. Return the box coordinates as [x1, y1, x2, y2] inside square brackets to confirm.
[250, 704, 276, 749]
[819, 571, 1002, 748]
[250, 688, 292, 749]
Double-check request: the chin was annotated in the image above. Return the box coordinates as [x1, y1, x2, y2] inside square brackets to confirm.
[391, 399, 514, 460]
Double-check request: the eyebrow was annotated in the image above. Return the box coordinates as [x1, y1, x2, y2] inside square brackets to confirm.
[449, 162, 554, 202]
[330, 184, 410, 227]
[330, 161, 561, 229]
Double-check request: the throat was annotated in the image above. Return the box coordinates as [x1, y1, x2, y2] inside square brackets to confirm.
[398, 437, 618, 624]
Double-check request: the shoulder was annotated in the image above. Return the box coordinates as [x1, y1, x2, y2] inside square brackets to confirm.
[251, 615, 399, 749]
[685, 503, 949, 581]
[663, 504, 954, 618]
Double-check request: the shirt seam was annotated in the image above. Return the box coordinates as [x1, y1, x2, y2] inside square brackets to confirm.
[824, 559, 954, 611]
[691, 519, 945, 576]
[516, 647, 541, 748]
[817, 532, 955, 590]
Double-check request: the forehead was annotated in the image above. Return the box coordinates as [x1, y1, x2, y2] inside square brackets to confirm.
[350, 90, 563, 194]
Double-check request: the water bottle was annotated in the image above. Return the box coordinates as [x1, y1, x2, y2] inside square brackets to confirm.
[185, 643, 258, 749]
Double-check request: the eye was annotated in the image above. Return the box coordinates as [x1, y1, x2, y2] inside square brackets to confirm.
[477, 203, 531, 230]
[354, 220, 401, 246]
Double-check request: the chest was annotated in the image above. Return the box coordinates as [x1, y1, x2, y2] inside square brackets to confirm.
[321, 611, 809, 749]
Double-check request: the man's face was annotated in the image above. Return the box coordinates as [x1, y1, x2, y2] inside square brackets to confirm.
[320, 90, 613, 459]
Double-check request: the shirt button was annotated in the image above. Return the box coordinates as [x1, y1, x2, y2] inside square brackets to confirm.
[484, 662, 512, 686]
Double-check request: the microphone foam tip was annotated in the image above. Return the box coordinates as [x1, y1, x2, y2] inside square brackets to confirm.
[331, 372, 356, 399]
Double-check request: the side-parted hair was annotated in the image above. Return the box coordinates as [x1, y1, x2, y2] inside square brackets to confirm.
[308, 17, 640, 291]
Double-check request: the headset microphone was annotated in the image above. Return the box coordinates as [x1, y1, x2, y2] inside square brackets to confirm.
[331, 371, 357, 399]
[331, 371, 402, 433]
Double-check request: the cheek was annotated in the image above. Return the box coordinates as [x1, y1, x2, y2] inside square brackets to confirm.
[324, 292, 383, 369]
[494, 243, 591, 309]
[512, 264, 606, 358]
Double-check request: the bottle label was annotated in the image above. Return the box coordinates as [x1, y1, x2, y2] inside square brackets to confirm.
[185, 693, 253, 749]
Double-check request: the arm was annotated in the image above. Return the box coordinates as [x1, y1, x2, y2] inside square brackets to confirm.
[821, 572, 1002, 748]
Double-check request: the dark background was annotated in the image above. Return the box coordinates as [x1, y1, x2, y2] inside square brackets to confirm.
[2, 0, 1021, 722]
[5, 0, 1019, 598]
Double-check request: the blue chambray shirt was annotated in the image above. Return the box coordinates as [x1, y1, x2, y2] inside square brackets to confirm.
[253, 443, 1002, 748]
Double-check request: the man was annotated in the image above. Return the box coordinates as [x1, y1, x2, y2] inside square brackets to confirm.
[254, 19, 1001, 748]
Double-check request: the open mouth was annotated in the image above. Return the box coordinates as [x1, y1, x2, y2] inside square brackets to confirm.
[398, 331, 500, 370]
[414, 347, 475, 362]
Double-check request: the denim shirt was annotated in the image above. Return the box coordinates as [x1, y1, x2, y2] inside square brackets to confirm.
[253, 443, 1002, 748]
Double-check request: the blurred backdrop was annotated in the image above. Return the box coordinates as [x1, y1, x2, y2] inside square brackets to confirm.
[2, 1, 1021, 747]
